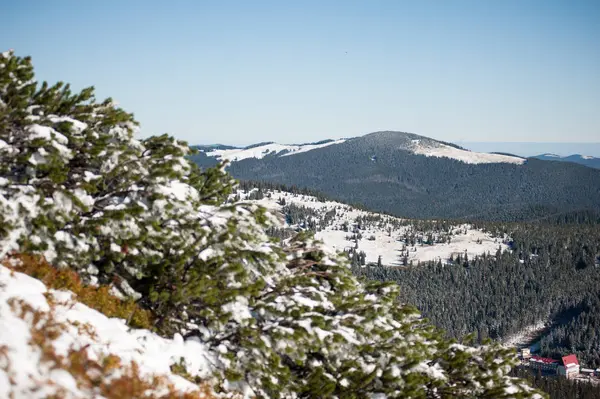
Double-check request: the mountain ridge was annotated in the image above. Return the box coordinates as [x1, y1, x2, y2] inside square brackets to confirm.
[531, 153, 600, 169]
[196, 131, 527, 165]
[195, 131, 600, 222]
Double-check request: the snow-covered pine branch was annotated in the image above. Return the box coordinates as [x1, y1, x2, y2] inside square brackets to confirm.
[0, 50, 545, 398]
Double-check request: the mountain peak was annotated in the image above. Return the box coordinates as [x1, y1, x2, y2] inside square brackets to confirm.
[361, 131, 437, 145]
[356, 131, 524, 165]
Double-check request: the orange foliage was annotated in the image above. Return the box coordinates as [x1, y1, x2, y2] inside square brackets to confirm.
[2, 254, 152, 329]
[6, 298, 216, 399]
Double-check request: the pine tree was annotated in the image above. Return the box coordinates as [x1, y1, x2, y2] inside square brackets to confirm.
[0, 50, 546, 399]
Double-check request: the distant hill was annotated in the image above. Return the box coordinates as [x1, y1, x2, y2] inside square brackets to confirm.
[198, 139, 348, 162]
[195, 132, 525, 165]
[192, 143, 239, 151]
[531, 153, 600, 169]
[193, 131, 600, 222]
[458, 142, 600, 160]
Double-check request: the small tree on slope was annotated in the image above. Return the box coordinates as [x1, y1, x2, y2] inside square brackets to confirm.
[0, 50, 545, 398]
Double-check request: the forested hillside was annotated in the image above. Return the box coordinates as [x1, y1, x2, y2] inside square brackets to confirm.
[511, 368, 600, 399]
[233, 182, 600, 397]
[232, 181, 600, 378]
[215, 131, 600, 222]
[354, 222, 600, 368]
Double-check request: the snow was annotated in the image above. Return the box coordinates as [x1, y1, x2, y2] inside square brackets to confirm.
[0, 265, 217, 398]
[221, 296, 253, 323]
[581, 155, 595, 160]
[0, 188, 42, 259]
[48, 115, 88, 133]
[26, 124, 69, 145]
[205, 139, 345, 162]
[317, 227, 503, 266]
[280, 139, 347, 157]
[239, 190, 509, 266]
[501, 320, 547, 348]
[412, 143, 525, 165]
[155, 180, 198, 202]
[83, 171, 102, 182]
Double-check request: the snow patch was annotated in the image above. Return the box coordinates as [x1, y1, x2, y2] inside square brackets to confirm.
[0, 265, 218, 398]
[412, 143, 525, 165]
[238, 190, 509, 266]
[205, 139, 346, 162]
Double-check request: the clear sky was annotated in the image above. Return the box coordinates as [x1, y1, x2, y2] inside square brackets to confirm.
[2, 0, 599, 145]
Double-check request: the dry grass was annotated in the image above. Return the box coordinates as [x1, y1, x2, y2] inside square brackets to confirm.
[2, 254, 152, 329]
[1, 254, 218, 398]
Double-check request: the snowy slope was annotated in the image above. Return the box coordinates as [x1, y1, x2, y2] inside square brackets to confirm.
[411, 142, 525, 165]
[205, 139, 346, 162]
[238, 189, 509, 266]
[0, 264, 219, 399]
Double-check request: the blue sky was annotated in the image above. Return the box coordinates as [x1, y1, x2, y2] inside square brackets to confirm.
[3, 0, 599, 146]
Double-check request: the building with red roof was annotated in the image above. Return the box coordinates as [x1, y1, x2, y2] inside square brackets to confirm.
[529, 355, 559, 372]
[529, 355, 558, 365]
[558, 354, 580, 378]
[528, 354, 580, 378]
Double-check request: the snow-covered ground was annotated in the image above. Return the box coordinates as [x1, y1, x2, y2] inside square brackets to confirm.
[0, 264, 218, 398]
[205, 140, 346, 162]
[412, 143, 526, 165]
[240, 190, 508, 266]
[317, 228, 504, 266]
[501, 320, 548, 348]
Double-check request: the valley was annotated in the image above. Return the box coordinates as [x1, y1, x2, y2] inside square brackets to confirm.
[235, 183, 600, 387]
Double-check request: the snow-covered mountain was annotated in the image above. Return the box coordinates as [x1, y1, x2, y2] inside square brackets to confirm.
[198, 131, 600, 222]
[198, 132, 525, 165]
[235, 188, 509, 267]
[199, 139, 347, 162]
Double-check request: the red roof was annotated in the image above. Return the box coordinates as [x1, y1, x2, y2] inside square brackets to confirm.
[561, 355, 579, 367]
[530, 355, 558, 364]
